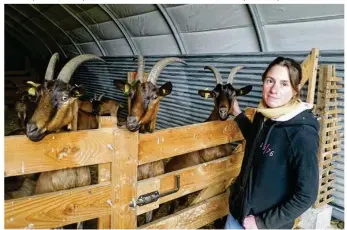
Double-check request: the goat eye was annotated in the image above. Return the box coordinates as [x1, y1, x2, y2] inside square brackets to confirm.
[62, 95, 69, 102]
[153, 95, 158, 99]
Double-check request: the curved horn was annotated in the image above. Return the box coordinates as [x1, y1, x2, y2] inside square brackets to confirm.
[44, 53, 59, 81]
[134, 55, 144, 82]
[98, 93, 105, 101]
[57, 54, 104, 83]
[147, 57, 187, 85]
[227, 65, 244, 84]
[94, 93, 97, 100]
[204, 66, 223, 85]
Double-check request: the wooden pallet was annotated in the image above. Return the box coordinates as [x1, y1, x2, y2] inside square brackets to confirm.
[313, 64, 343, 208]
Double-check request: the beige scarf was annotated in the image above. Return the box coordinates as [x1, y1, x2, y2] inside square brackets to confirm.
[257, 97, 302, 120]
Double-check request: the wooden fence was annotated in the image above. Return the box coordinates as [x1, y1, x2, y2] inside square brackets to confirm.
[5, 48, 337, 229]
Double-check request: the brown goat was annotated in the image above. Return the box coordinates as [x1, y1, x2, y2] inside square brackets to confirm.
[25, 53, 104, 229]
[114, 55, 187, 224]
[165, 65, 252, 213]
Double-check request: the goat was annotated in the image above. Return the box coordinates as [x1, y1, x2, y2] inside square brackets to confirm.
[78, 93, 123, 117]
[25, 53, 104, 229]
[14, 82, 41, 128]
[114, 55, 187, 224]
[164, 65, 252, 213]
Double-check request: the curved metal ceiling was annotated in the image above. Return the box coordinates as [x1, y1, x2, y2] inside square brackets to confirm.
[4, 4, 344, 58]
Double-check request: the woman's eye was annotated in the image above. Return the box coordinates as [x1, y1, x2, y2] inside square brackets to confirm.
[266, 79, 272, 83]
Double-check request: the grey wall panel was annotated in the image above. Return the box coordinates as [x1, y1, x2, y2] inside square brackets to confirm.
[182, 27, 259, 54]
[61, 45, 81, 57]
[89, 21, 124, 40]
[71, 50, 343, 218]
[119, 11, 171, 36]
[257, 4, 344, 24]
[101, 39, 133, 56]
[68, 27, 94, 43]
[265, 19, 344, 51]
[167, 4, 252, 32]
[78, 42, 103, 56]
[133, 35, 180, 55]
[108, 4, 157, 18]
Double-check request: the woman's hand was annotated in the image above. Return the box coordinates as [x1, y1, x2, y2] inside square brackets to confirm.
[243, 215, 258, 229]
[232, 98, 242, 117]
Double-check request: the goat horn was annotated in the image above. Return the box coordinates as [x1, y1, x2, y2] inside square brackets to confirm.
[44, 53, 59, 81]
[135, 55, 144, 82]
[98, 93, 105, 101]
[204, 66, 223, 84]
[147, 57, 187, 85]
[94, 93, 97, 100]
[57, 54, 104, 83]
[227, 65, 244, 84]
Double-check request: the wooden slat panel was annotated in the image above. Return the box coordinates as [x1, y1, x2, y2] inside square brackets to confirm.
[326, 85, 343, 90]
[5, 129, 114, 177]
[111, 129, 138, 229]
[141, 192, 230, 229]
[136, 152, 243, 215]
[4, 183, 112, 229]
[138, 119, 244, 165]
[322, 125, 343, 133]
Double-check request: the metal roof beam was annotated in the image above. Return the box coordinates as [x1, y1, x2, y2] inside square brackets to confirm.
[5, 12, 52, 55]
[30, 4, 83, 55]
[247, 4, 267, 52]
[99, 4, 139, 55]
[9, 4, 67, 58]
[156, 4, 186, 54]
[5, 22, 45, 58]
[60, 4, 107, 56]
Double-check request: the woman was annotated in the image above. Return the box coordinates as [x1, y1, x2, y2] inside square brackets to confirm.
[225, 57, 319, 229]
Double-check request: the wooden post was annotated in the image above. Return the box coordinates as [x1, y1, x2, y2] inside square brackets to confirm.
[111, 128, 138, 228]
[300, 48, 319, 104]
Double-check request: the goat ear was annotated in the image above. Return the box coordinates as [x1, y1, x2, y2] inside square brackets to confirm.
[198, 90, 216, 99]
[158, 82, 172, 96]
[70, 85, 85, 97]
[235, 85, 252, 96]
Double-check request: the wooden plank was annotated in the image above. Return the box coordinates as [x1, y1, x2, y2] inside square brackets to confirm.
[326, 84, 343, 90]
[324, 93, 344, 99]
[300, 48, 318, 87]
[4, 183, 112, 229]
[98, 163, 111, 229]
[320, 174, 336, 184]
[138, 119, 244, 165]
[318, 188, 336, 200]
[320, 133, 343, 143]
[320, 165, 336, 176]
[321, 141, 341, 150]
[306, 48, 319, 104]
[320, 156, 339, 167]
[314, 197, 334, 208]
[322, 148, 341, 157]
[319, 179, 336, 192]
[111, 129, 138, 229]
[190, 181, 227, 205]
[136, 178, 160, 215]
[322, 125, 343, 133]
[136, 152, 243, 215]
[329, 77, 343, 82]
[4, 129, 114, 177]
[99, 116, 118, 128]
[141, 191, 230, 229]
[321, 109, 344, 115]
[189, 147, 244, 206]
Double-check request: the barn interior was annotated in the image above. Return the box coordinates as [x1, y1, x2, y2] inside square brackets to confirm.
[4, 3, 344, 228]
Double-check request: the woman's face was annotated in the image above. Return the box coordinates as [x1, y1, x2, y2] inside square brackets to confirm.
[262, 65, 296, 108]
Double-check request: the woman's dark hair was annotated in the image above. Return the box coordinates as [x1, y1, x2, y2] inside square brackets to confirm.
[262, 57, 302, 96]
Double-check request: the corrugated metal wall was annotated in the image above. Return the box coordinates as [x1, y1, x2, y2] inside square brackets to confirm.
[73, 50, 344, 218]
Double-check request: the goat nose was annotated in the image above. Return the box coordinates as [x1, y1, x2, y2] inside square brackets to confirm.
[219, 107, 227, 116]
[26, 122, 38, 134]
